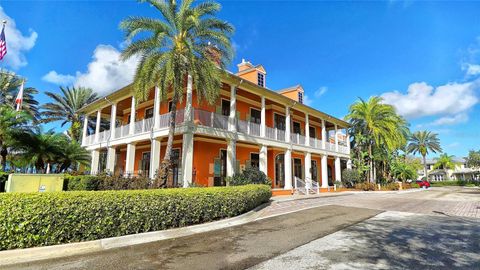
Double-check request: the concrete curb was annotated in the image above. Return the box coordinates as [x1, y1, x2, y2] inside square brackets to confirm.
[0, 203, 270, 267]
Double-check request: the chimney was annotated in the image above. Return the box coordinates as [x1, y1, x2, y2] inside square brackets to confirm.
[237, 59, 253, 72]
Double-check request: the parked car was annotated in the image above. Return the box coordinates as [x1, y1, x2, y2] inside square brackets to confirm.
[416, 179, 431, 188]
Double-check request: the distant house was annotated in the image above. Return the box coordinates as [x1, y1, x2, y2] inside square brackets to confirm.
[419, 157, 480, 181]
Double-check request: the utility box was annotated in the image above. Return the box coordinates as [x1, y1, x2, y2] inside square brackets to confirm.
[5, 174, 64, 193]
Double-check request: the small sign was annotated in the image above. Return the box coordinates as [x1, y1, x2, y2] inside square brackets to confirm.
[39, 185, 46, 192]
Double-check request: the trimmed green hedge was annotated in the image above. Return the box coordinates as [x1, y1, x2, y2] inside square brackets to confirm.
[430, 180, 480, 187]
[0, 185, 271, 250]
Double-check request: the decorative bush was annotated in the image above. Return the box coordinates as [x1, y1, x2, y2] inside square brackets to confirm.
[382, 182, 400, 191]
[228, 166, 271, 186]
[64, 174, 154, 191]
[0, 184, 271, 250]
[341, 168, 362, 188]
[355, 182, 377, 191]
[430, 180, 479, 187]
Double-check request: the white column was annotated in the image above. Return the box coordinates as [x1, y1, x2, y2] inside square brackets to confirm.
[260, 96, 266, 137]
[90, 150, 100, 175]
[184, 75, 193, 123]
[284, 148, 292, 189]
[259, 144, 268, 175]
[129, 96, 136, 135]
[149, 138, 161, 179]
[110, 103, 117, 140]
[305, 113, 310, 146]
[125, 143, 136, 175]
[82, 114, 89, 145]
[335, 157, 341, 182]
[285, 106, 291, 143]
[321, 119, 326, 149]
[335, 124, 339, 152]
[95, 109, 101, 142]
[106, 147, 116, 173]
[321, 155, 328, 188]
[153, 86, 161, 128]
[305, 152, 312, 188]
[347, 159, 352, 169]
[346, 132, 351, 154]
[181, 132, 194, 187]
[229, 85, 237, 132]
[226, 139, 236, 177]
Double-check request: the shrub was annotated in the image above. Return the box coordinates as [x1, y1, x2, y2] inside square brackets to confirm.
[228, 166, 271, 186]
[429, 180, 480, 187]
[383, 182, 400, 191]
[0, 184, 271, 250]
[64, 174, 153, 191]
[355, 182, 377, 191]
[341, 169, 362, 188]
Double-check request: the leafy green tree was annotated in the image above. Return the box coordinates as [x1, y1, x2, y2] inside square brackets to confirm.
[391, 159, 417, 182]
[466, 150, 480, 169]
[407, 130, 442, 180]
[346, 96, 409, 182]
[0, 105, 31, 171]
[121, 0, 233, 185]
[0, 70, 40, 120]
[41, 86, 98, 142]
[433, 153, 457, 170]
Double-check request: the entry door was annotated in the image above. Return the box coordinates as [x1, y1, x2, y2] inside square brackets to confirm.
[171, 149, 180, 186]
[214, 150, 227, 186]
[275, 154, 285, 188]
[294, 158, 302, 180]
[311, 160, 318, 182]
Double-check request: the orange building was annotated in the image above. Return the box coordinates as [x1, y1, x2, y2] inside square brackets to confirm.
[80, 59, 351, 193]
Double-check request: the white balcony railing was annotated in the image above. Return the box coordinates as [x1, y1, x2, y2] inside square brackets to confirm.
[83, 108, 349, 155]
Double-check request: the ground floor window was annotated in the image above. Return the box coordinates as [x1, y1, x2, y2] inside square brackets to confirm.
[138, 152, 150, 177]
[214, 149, 227, 186]
[293, 158, 302, 179]
[250, 153, 260, 168]
[275, 154, 285, 188]
[170, 149, 181, 186]
[328, 165, 333, 186]
[311, 160, 318, 182]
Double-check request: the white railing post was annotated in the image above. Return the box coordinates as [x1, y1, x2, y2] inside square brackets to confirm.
[247, 119, 251, 135]
[275, 127, 278, 140]
[142, 119, 145, 132]
[210, 111, 214, 127]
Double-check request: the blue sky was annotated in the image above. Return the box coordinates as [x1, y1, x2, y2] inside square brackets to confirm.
[1, 0, 480, 157]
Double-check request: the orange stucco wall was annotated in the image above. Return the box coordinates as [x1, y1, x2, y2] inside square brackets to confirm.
[192, 140, 226, 186]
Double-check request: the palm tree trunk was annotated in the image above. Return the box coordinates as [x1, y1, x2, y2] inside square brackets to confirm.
[159, 91, 179, 187]
[369, 144, 374, 183]
[423, 155, 428, 181]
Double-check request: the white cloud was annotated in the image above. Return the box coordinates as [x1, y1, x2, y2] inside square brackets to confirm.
[381, 81, 479, 120]
[43, 45, 139, 95]
[462, 63, 480, 76]
[314, 86, 328, 98]
[42, 71, 75, 85]
[430, 113, 469, 126]
[0, 7, 38, 69]
[303, 95, 312, 106]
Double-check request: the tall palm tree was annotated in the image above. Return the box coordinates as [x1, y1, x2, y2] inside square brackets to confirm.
[407, 130, 442, 180]
[41, 86, 98, 142]
[433, 153, 456, 171]
[0, 70, 40, 121]
[346, 96, 409, 182]
[121, 0, 233, 184]
[0, 105, 31, 171]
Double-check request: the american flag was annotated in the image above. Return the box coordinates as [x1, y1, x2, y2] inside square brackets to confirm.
[0, 24, 6, 61]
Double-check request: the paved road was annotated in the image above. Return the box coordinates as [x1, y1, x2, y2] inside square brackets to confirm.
[5, 186, 480, 270]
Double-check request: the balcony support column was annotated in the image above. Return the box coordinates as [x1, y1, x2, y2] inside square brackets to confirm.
[335, 156, 341, 182]
[129, 96, 136, 135]
[154, 86, 161, 129]
[90, 150, 100, 175]
[347, 132, 351, 154]
[229, 85, 237, 132]
[285, 106, 291, 143]
[321, 155, 328, 188]
[181, 132, 194, 187]
[335, 124, 339, 152]
[110, 103, 117, 140]
[106, 147, 116, 174]
[259, 144, 268, 175]
[284, 148, 292, 189]
[184, 75, 193, 123]
[305, 113, 310, 146]
[347, 159, 352, 169]
[125, 143, 136, 175]
[150, 138, 162, 179]
[226, 138, 236, 178]
[321, 119, 326, 149]
[82, 114, 89, 145]
[260, 96, 266, 137]
[95, 109, 101, 143]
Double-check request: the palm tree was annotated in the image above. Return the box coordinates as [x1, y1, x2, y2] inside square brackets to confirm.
[0, 105, 31, 171]
[407, 130, 442, 180]
[41, 86, 98, 142]
[55, 137, 91, 172]
[433, 153, 456, 171]
[120, 0, 234, 184]
[0, 70, 40, 121]
[346, 96, 409, 182]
